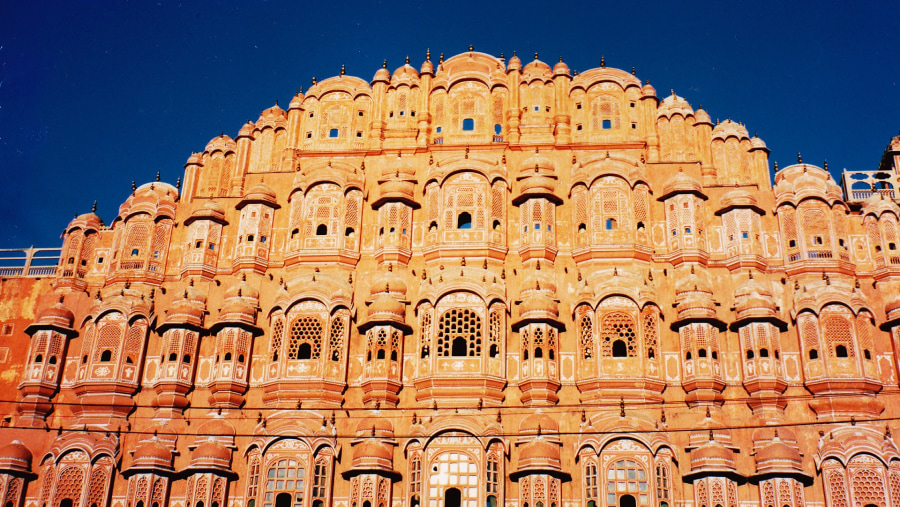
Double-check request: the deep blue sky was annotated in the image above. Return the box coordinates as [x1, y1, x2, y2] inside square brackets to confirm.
[1, 1, 897, 250]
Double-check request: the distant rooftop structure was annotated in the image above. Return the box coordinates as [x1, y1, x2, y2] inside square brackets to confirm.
[842, 134, 900, 203]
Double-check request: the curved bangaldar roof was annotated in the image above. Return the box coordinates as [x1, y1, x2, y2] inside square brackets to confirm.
[304, 73, 373, 101]
[570, 65, 642, 93]
[431, 50, 509, 90]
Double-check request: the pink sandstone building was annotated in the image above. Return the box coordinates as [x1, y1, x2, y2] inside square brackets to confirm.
[2, 49, 900, 507]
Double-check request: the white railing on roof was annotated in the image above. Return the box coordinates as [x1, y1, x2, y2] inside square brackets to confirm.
[0, 247, 61, 277]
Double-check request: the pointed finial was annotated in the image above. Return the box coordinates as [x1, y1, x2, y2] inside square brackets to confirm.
[312, 77, 317, 85]
[383, 59, 387, 69]
[823, 159, 828, 170]
[631, 66, 635, 75]
[156, 171, 160, 182]
[91, 201, 97, 213]
[645, 79, 649, 85]
[797, 152, 802, 163]
[274, 99, 279, 106]
[534, 52, 539, 60]
[619, 398, 625, 417]
[405, 55, 410, 64]
[176, 177, 181, 190]
[469, 44, 474, 51]
[340, 64, 345, 76]
[500, 52, 504, 59]
[426, 48, 431, 61]
[132, 181, 136, 191]
[600, 56, 605, 68]
[705, 405, 711, 418]
[581, 409, 587, 423]
[709, 429, 715, 441]
[461, 257, 466, 267]
[465, 145, 469, 159]
[536, 260, 541, 270]
[439, 52, 444, 63]
[773, 161, 779, 171]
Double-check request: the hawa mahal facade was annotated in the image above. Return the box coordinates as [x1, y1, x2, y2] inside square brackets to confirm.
[2, 49, 900, 507]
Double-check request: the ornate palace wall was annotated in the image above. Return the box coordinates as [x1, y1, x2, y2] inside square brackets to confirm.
[2, 49, 900, 507]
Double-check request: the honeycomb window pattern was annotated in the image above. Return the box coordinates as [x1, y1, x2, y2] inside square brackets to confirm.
[849, 457, 888, 505]
[288, 317, 323, 360]
[600, 312, 636, 357]
[437, 309, 482, 357]
[579, 313, 594, 360]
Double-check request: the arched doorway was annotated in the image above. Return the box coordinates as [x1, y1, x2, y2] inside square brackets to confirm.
[619, 495, 635, 507]
[275, 493, 293, 507]
[445, 488, 461, 507]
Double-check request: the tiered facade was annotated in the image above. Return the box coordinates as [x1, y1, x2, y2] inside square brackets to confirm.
[2, 49, 900, 507]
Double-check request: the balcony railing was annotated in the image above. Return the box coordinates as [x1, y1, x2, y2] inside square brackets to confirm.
[0, 247, 61, 278]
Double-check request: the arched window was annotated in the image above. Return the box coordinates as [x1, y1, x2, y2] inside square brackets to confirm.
[836, 345, 848, 358]
[316, 224, 328, 236]
[266, 459, 306, 507]
[437, 308, 482, 357]
[606, 218, 617, 230]
[600, 311, 636, 358]
[100, 349, 112, 362]
[287, 316, 323, 361]
[462, 118, 475, 131]
[445, 488, 462, 507]
[809, 349, 818, 359]
[607, 460, 647, 506]
[452, 336, 468, 357]
[275, 493, 292, 507]
[458, 212, 472, 229]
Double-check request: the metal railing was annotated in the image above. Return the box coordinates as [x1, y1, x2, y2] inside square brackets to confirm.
[0, 247, 61, 277]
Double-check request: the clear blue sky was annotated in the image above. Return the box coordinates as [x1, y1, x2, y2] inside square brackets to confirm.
[1, 0, 897, 249]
